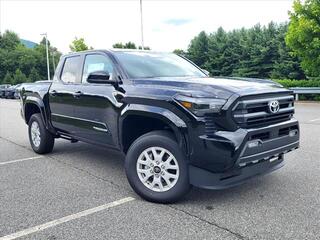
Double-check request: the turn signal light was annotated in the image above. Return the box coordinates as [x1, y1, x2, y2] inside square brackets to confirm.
[181, 101, 192, 109]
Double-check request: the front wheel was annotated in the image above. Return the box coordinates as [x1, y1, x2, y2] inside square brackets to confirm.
[125, 131, 190, 203]
[28, 113, 55, 154]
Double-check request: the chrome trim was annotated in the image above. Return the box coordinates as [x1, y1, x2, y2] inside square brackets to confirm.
[93, 126, 109, 133]
[232, 95, 294, 110]
[234, 107, 294, 118]
[51, 113, 108, 129]
[239, 140, 299, 161]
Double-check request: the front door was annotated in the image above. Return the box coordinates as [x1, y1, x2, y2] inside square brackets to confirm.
[72, 53, 120, 147]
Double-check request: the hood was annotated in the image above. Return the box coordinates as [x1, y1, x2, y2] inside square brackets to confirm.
[131, 76, 290, 99]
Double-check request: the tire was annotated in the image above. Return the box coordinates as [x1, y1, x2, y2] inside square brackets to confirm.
[28, 113, 54, 154]
[125, 130, 190, 203]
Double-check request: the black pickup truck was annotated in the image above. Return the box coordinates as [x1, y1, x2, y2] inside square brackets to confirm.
[20, 50, 299, 203]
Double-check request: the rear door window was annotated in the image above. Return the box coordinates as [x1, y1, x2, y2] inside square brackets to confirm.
[61, 56, 81, 83]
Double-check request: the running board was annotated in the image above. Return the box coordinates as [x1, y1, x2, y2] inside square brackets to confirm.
[57, 133, 78, 143]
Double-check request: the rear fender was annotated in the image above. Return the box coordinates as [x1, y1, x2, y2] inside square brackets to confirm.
[24, 96, 48, 128]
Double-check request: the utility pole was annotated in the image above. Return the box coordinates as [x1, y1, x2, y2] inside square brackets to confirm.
[139, 0, 144, 50]
[52, 50, 56, 72]
[41, 33, 50, 80]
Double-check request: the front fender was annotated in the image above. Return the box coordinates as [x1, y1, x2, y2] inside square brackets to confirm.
[121, 104, 186, 127]
[120, 104, 188, 153]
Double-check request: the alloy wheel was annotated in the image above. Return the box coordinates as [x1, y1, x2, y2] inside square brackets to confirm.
[136, 146, 179, 192]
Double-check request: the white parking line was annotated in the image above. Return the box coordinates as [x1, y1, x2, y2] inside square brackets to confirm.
[0, 197, 135, 240]
[309, 118, 320, 122]
[0, 156, 43, 166]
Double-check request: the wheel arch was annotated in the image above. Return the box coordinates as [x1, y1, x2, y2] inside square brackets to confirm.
[119, 104, 188, 155]
[24, 97, 48, 127]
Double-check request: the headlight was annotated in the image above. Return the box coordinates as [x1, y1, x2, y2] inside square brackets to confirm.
[175, 95, 226, 116]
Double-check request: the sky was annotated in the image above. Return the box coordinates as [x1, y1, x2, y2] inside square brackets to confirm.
[0, 0, 294, 53]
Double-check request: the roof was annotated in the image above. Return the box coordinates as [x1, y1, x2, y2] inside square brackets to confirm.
[63, 49, 170, 58]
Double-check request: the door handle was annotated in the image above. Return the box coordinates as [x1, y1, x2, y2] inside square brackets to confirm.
[50, 90, 57, 96]
[73, 91, 83, 98]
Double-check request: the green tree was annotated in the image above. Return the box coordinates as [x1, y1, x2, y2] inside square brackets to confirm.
[204, 27, 229, 76]
[286, 0, 320, 77]
[272, 24, 305, 79]
[173, 49, 186, 56]
[124, 41, 137, 49]
[3, 72, 13, 84]
[113, 42, 150, 50]
[28, 68, 41, 82]
[40, 37, 50, 46]
[112, 42, 124, 48]
[13, 69, 28, 84]
[33, 43, 50, 80]
[0, 30, 61, 83]
[0, 30, 20, 50]
[187, 31, 209, 68]
[69, 37, 92, 52]
[187, 23, 305, 79]
[234, 24, 270, 78]
[138, 46, 151, 50]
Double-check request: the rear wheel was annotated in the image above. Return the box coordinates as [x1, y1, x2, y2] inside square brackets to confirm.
[125, 131, 190, 203]
[28, 113, 54, 154]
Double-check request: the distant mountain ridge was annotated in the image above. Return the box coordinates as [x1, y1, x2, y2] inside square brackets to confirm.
[21, 39, 37, 48]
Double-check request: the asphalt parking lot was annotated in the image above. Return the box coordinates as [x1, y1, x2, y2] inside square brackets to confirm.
[0, 99, 319, 240]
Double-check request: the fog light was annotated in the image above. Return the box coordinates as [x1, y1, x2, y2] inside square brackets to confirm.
[248, 140, 261, 148]
[289, 130, 298, 137]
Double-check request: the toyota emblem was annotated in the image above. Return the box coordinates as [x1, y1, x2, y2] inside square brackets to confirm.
[268, 100, 280, 113]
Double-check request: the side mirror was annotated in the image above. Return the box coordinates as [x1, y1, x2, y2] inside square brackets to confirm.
[87, 71, 114, 84]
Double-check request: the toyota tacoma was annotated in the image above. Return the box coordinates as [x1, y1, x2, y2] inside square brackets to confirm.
[20, 50, 299, 203]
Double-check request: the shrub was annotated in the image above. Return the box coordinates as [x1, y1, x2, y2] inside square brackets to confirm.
[274, 79, 320, 101]
[274, 79, 320, 88]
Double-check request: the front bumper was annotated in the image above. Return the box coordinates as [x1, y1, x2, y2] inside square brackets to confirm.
[188, 118, 299, 189]
[189, 155, 285, 189]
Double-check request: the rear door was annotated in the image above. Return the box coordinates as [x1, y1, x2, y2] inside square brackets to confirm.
[71, 53, 120, 147]
[48, 55, 83, 134]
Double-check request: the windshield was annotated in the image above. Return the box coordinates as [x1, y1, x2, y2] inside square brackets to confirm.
[114, 51, 207, 79]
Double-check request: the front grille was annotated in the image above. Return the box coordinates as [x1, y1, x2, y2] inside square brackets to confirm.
[233, 95, 294, 128]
